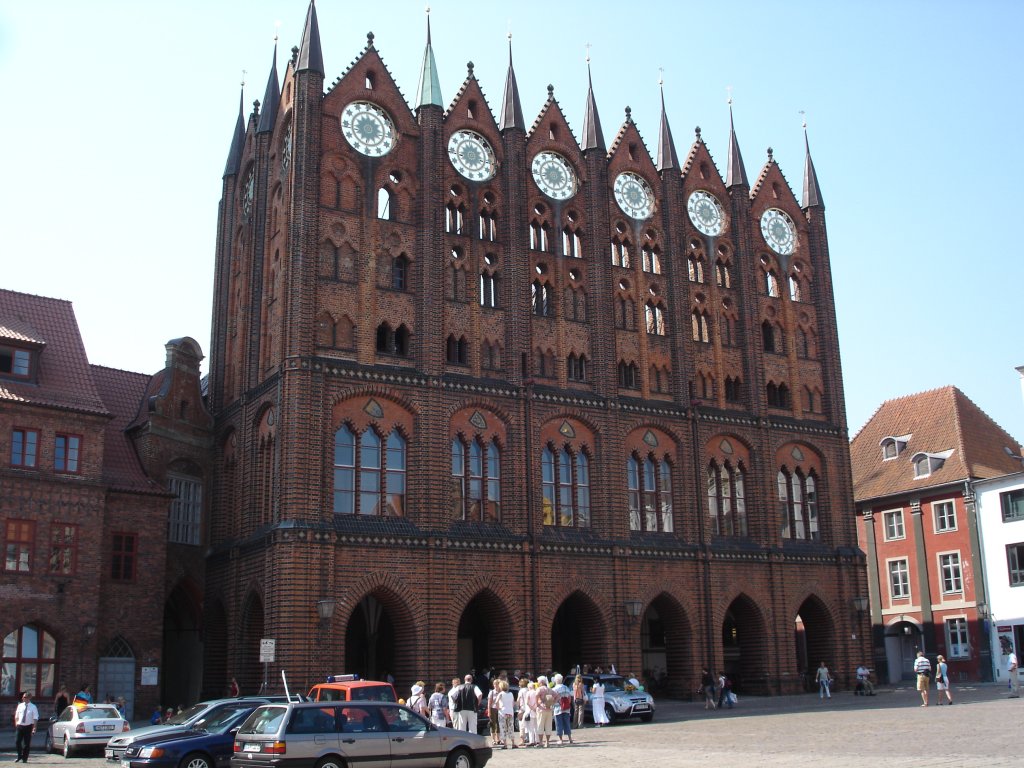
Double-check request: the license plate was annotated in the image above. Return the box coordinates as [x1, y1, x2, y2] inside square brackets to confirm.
[96, 724, 116, 731]
[106, 750, 115, 759]
[633, 704, 650, 711]
[243, 744, 262, 752]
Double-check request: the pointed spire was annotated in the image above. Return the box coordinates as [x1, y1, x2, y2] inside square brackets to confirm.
[498, 34, 525, 132]
[416, 10, 443, 108]
[223, 85, 245, 178]
[725, 99, 748, 188]
[655, 75, 678, 172]
[296, 0, 324, 76]
[257, 43, 280, 134]
[581, 52, 605, 152]
[801, 119, 825, 209]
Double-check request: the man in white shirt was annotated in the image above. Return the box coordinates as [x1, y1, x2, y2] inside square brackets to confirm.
[13, 691, 39, 762]
[913, 651, 931, 707]
[1009, 651, 1019, 698]
[856, 665, 875, 695]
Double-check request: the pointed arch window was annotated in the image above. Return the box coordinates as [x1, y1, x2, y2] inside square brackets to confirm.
[452, 437, 501, 521]
[724, 375, 742, 403]
[479, 211, 497, 241]
[642, 246, 662, 274]
[376, 188, 393, 220]
[687, 254, 705, 283]
[611, 239, 631, 268]
[646, 303, 666, 335]
[333, 424, 406, 516]
[542, 445, 591, 528]
[627, 453, 674, 532]
[692, 310, 710, 343]
[536, 348, 555, 378]
[715, 259, 732, 288]
[707, 460, 747, 536]
[567, 353, 588, 382]
[618, 361, 640, 390]
[480, 271, 498, 308]
[779, 468, 819, 541]
[762, 320, 778, 353]
[376, 323, 411, 356]
[766, 270, 780, 297]
[616, 297, 636, 330]
[562, 226, 583, 258]
[391, 255, 409, 291]
[531, 281, 552, 316]
[445, 334, 468, 365]
[446, 204, 465, 234]
[767, 381, 790, 408]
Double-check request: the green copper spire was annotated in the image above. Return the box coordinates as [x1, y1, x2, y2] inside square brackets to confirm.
[416, 13, 443, 108]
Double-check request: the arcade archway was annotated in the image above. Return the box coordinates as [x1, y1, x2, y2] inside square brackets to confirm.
[551, 592, 604, 673]
[721, 595, 768, 694]
[456, 590, 514, 676]
[794, 595, 836, 690]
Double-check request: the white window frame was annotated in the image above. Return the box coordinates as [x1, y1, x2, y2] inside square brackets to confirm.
[882, 508, 906, 541]
[1007, 542, 1024, 587]
[932, 498, 958, 533]
[945, 616, 969, 659]
[168, 474, 203, 546]
[887, 557, 910, 600]
[938, 551, 963, 595]
[1001, 488, 1024, 522]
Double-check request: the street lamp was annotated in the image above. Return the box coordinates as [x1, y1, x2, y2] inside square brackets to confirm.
[316, 599, 336, 627]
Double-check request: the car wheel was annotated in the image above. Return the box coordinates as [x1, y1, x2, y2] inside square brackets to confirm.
[604, 705, 617, 725]
[445, 748, 474, 768]
[314, 756, 345, 768]
[63, 736, 73, 759]
[180, 752, 212, 768]
[640, 712, 654, 723]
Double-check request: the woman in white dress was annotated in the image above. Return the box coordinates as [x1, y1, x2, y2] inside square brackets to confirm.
[591, 679, 608, 726]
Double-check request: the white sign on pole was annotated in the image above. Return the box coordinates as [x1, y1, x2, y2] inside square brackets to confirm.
[260, 638, 276, 663]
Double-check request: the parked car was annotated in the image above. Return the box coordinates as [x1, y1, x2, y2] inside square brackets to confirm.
[231, 700, 491, 768]
[581, 674, 655, 724]
[107, 696, 301, 761]
[120, 701, 261, 768]
[307, 673, 397, 703]
[47, 704, 130, 757]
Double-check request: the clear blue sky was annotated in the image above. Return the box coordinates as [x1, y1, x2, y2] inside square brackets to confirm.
[2, 0, 1022, 442]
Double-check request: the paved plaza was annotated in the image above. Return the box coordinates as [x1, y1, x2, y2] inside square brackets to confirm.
[1, 683, 1019, 767]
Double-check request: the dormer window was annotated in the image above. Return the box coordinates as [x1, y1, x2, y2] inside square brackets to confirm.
[911, 450, 953, 479]
[880, 434, 911, 461]
[0, 346, 32, 379]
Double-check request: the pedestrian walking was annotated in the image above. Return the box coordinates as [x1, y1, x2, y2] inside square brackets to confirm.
[591, 676, 609, 725]
[717, 672, 734, 709]
[523, 681, 539, 745]
[815, 661, 832, 699]
[447, 678, 462, 729]
[486, 678, 501, 745]
[700, 668, 716, 710]
[456, 674, 482, 733]
[572, 673, 586, 729]
[497, 680, 516, 749]
[13, 691, 39, 763]
[913, 651, 931, 707]
[407, 682, 428, 718]
[428, 683, 448, 728]
[552, 673, 574, 745]
[1009, 650, 1019, 698]
[935, 655, 952, 705]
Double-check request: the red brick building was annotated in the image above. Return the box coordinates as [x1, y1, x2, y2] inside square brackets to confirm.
[851, 386, 1022, 683]
[206, 1, 866, 699]
[0, 289, 211, 720]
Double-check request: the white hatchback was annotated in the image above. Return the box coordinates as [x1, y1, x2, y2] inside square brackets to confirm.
[47, 704, 130, 757]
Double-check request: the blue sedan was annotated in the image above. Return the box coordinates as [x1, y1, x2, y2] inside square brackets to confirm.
[120, 703, 259, 768]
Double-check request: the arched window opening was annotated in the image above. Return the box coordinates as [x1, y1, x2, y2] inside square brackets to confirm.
[333, 425, 406, 517]
[707, 461, 747, 536]
[542, 445, 591, 528]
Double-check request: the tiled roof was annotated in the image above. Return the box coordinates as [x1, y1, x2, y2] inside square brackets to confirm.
[0, 289, 108, 415]
[90, 365, 164, 494]
[851, 386, 1022, 502]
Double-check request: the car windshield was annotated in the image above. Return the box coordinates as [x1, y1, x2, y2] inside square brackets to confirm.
[194, 705, 256, 733]
[171, 703, 209, 725]
[600, 677, 625, 692]
[237, 706, 287, 735]
[349, 686, 396, 702]
[81, 707, 120, 720]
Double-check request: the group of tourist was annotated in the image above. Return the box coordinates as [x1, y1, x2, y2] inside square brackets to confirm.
[403, 669, 614, 748]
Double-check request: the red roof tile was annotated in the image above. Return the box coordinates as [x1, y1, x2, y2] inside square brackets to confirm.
[851, 386, 1022, 502]
[0, 289, 108, 415]
[90, 365, 164, 494]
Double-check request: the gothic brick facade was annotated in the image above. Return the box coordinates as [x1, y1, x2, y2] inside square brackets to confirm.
[206, 2, 867, 699]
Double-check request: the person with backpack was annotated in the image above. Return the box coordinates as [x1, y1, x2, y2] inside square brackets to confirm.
[551, 673, 574, 745]
[717, 673, 734, 709]
[913, 651, 931, 707]
[456, 674, 482, 733]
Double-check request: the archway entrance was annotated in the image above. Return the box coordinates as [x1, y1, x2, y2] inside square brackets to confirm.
[344, 595, 396, 682]
[643, 594, 691, 697]
[884, 620, 922, 683]
[456, 591, 513, 676]
[721, 595, 768, 694]
[163, 582, 202, 707]
[550, 592, 603, 674]
[794, 595, 836, 691]
[98, 636, 135, 719]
